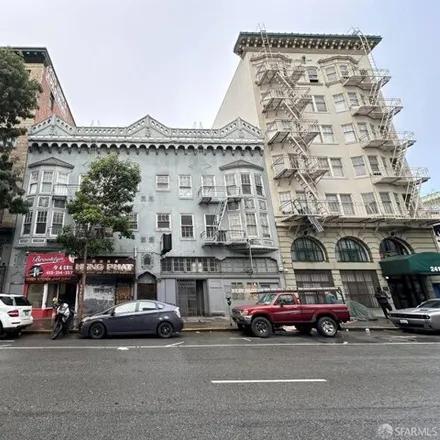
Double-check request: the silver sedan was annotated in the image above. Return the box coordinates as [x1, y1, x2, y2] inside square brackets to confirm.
[389, 299, 440, 332]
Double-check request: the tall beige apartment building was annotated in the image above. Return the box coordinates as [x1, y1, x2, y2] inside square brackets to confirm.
[214, 28, 440, 309]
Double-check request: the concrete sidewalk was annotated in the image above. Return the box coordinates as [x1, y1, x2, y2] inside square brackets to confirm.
[23, 315, 396, 334]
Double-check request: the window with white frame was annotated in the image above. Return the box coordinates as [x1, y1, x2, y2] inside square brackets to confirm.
[316, 125, 336, 144]
[260, 213, 270, 238]
[37, 196, 50, 208]
[228, 212, 242, 239]
[41, 171, 53, 193]
[306, 67, 319, 83]
[347, 92, 359, 107]
[380, 192, 394, 214]
[227, 201, 240, 211]
[156, 213, 171, 230]
[51, 212, 64, 235]
[204, 214, 216, 238]
[393, 193, 404, 215]
[330, 158, 344, 177]
[245, 213, 258, 237]
[325, 194, 340, 213]
[368, 156, 381, 174]
[224, 174, 237, 196]
[241, 173, 252, 195]
[178, 175, 192, 198]
[339, 64, 350, 77]
[254, 174, 264, 196]
[333, 94, 347, 112]
[318, 157, 331, 177]
[129, 213, 139, 230]
[201, 175, 215, 196]
[35, 211, 48, 234]
[312, 95, 327, 112]
[53, 199, 65, 209]
[55, 171, 69, 196]
[339, 194, 355, 215]
[258, 199, 267, 211]
[22, 211, 33, 235]
[351, 156, 367, 176]
[279, 192, 292, 212]
[357, 122, 370, 141]
[156, 175, 170, 191]
[57, 172, 69, 185]
[180, 214, 194, 239]
[325, 66, 338, 82]
[342, 124, 357, 143]
[28, 171, 39, 195]
[362, 193, 379, 214]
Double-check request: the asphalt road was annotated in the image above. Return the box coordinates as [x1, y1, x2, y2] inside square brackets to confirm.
[1, 331, 439, 440]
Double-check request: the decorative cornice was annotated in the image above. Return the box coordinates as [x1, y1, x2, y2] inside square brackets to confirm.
[219, 159, 264, 171]
[317, 55, 360, 65]
[234, 31, 382, 57]
[28, 157, 74, 169]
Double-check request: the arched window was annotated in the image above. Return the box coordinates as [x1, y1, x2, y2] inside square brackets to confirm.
[379, 238, 412, 259]
[336, 238, 370, 262]
[291, 237, 326, 262]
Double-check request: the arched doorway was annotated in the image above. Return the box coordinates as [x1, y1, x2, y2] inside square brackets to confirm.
[137, 272, 157, 301]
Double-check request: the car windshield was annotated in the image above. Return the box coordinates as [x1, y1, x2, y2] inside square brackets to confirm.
[417, 300, 440, 309]
[256, 294, 276, 305]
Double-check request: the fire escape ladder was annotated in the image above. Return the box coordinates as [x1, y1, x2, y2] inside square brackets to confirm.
[213, 197, 228, 233]
[287, 134, 308, 157]
[391, 139, 408, 177]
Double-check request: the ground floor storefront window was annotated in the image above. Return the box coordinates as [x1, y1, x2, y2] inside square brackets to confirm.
[295, 270, 334, 304]
[340, 270, 380, 308]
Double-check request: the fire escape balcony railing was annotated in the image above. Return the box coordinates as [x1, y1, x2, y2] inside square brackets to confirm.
[360, 131, 416, 150]
[197, 186, 241, 203]
[350, 98, 403, 119]
[266, 119, 319, 145]
[261, 87, 312, 114]
[255, 60, 305, 86]
[370, 167, 430, 185]
[272, 154, 328, 180]
[341, 68, 391, 89]
[52, 184, 79, 199]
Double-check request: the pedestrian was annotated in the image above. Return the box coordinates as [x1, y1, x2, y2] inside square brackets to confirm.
[375, 287, 392, 319]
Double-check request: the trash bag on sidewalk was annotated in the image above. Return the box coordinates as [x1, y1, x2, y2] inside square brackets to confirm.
[342, 300, 377, 321]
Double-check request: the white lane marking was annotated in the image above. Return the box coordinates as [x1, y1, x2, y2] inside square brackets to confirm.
[212, 379, 327, 384]
[0, 341, 440, 350]
[117, 347, 129, 351]
[230, 337, 252, 342]
[166, 341, 185, 347]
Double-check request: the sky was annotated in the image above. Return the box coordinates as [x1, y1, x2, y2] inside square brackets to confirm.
[1, 0, 439, 193]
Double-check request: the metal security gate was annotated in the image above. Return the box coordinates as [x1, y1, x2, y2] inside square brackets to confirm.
[176, 279, 205, 316]
[340, 270, 380, 308]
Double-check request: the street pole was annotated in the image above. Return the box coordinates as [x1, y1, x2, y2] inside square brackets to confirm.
[77, 240, 88, 324]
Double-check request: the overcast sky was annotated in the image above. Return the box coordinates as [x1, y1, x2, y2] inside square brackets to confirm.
[1, 0, 438, 193]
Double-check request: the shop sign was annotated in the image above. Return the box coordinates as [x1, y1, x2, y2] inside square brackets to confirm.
[74, 258, 135, 275]
[25, 253, 75, 283]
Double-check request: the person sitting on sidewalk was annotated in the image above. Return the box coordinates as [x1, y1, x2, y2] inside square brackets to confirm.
[375, 287, 392, 319]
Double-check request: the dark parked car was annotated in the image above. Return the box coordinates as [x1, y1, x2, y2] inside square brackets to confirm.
[80, 300, 184, 339]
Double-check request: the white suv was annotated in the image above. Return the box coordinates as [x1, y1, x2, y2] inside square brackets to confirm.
[0, 294, 33, 336]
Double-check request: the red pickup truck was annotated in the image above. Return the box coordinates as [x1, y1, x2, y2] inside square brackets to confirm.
[231, 290, 350, 338]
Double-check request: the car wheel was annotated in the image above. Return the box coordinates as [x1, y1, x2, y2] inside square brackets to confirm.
[89, 322, 106, 340]
[237, 324, 245, 331]
[296, 325, 312, 335]
[0, 322, 4, 337]
[157, 322, 174, 339]
[316, 316, 338, 338]
[251, 317, 272, 338]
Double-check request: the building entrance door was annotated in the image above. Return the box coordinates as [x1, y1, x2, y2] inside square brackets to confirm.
[176, 279, 205, 316]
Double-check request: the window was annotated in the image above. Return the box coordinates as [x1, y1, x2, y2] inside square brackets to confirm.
[260, 213, 270, 238]
[53, 199, 66, 209]
[180, 214, 194, 239]
[329, 158, 344, 177]
[22, 211, 33, 235]
[340, 194, 354, 215]
[318, 158, 331, 176]
[312, 95, 327, 112]
[357, 122, 370, 141]
[351, 156, 367, 177]
[37, 197, 50, 208]
[340, 270, 379, 307]
[57, 172, 69, 185]
[342, 124, 357, 143]
[28, 171, 39, 195]
[362, 192, 379, 215]
[306, 67, 319, 83]
[339, 64, 349, 77]
[241, 173, 252, 195]
[201, 175, 215, 196]
[347, 92, 359, 107]
[114, 302, 137, 315]
[228, 212, 242, 239]
[156, 175, 170, 191]
[333, 94, 346, 112]
[35, 211, 48, 234]
[279, 192, 292, 212]
[244, 198, 255, 210]
[393, 193, 404, 215]
[254, 174, 264, 196]
[291, 237, 326, 262]
[138, 301, 157, 311]
[227, 201, 239, 211]
[258, 199, 267, 211]
[156, 213, 171, 230]
[245, 213, 257, 237]
[41, 171, 53, 193]
[379, 193, 393, 214]
[325, 66, 338, 82]
[178, 175, 192, 198]
[316, 125, 335, 144]
[326, 194, 340, 213]
[51, 212, 64, 235]
[368, 156, 381, 174]
[224, 174, 237, 196]
[205, 214, 216, 239]
[336, 238, 370, 262]
[129, 213, 139, 230]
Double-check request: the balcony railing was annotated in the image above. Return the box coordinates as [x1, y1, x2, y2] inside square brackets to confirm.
[341, 68, 391, 89]
[350, 98, 403, 119]
[370, 167, 430, 185]
[52, 184, 79, 198]
[360, 131, 416, 150]
[197, 186, 242, 203]
[272, 154, 328, 180]
[261, 87, 312, 115]
[201, 229, 247, 245]
[266, 119, 319, 145]
[255, 60, 305, 86]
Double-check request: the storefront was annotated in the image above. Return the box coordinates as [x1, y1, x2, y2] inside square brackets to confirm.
[74, 257, 136, 316]
[380, 252, 440, 309]
[24, 253, 78, 319]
